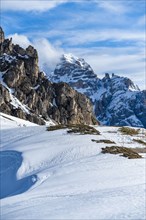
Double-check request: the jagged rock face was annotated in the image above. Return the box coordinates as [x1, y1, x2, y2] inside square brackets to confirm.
[50, 54, 146, 128]
[50, 54, 99, 98]
[0, 27, 5, 44]
[0, 28, 97, 125]
[52, 82, 96, 125]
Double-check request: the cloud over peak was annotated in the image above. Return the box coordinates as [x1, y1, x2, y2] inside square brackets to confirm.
[8, 33, 63, 72]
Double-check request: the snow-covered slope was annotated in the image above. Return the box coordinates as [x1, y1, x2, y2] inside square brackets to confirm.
[1, 114, 146, 219]
[49, 54, 146, 128]
[0, 112, 38, 129]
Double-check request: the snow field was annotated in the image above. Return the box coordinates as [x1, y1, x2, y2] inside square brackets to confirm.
[0, 113, 146, 219]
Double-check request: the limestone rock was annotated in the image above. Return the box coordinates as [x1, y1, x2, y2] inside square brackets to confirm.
[0, 27, 5, 44]
[50, 53, 146, 128]
[0, 27, 98, 126]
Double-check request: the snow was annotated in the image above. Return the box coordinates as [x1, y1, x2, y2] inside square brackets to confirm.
[0, 73, 30, 114]
[0, 114, 146, 219]
[0, 112, 38, 129]
[32, 84, 40, 90]
[18, 54, 29, 59]
[53, 98, 57, 107]
[62, 53, 80, 64]
[50, 58, 144, 128]
[0, 53, 16, 63]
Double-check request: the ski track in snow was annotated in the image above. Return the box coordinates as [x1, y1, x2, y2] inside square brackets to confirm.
[0, 113, 146, 220]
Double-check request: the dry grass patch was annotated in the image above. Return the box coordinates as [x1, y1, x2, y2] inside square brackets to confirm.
[133, 139, 146, 146]
[132, 148, 146, 153]
[47, 124, 100, 135]
[92, 139, 115, 144]
[119, 127, 140, 136]
[101, 146, 142, 159]
[47, 125, 67, 131]
[67, 124, 100, 135]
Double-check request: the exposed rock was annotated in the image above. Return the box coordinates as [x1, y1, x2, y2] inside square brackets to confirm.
[0, 27, 98, 126]
[47, 124, 100, 135]
[0, 27, 5, 44]
[50, 53, 146, 128]
[53, 82, 97, 125]
[0, 84, 11, 105]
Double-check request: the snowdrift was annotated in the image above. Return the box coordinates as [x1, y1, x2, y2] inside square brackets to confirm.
[0, 113, 145, 219]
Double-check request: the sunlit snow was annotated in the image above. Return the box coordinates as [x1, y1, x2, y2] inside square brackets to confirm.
[0, 113, 145, 220]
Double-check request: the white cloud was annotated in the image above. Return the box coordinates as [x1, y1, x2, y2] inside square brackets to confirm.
[8, 33, 31, 48]
[97, 1, 127, 14]
[70, 47, 145, 90]
[33, 38, 63, 72]
[7, 33, 64, 72]
[1, 0, 68, 12]
[63, 29, 145, 46]
[7, 33, 145, 90]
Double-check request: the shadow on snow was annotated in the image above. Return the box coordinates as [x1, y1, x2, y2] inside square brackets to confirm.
[0, 150, 37, 199]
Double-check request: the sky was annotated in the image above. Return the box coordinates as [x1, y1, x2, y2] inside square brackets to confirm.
[1, 0, 146, 89]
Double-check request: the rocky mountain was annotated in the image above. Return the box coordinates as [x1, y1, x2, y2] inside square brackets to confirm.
[50, 53, 146, 128]
[0, 27, 98, 125]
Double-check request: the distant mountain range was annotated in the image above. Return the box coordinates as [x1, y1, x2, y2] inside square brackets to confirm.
[49, 53, 146, 128]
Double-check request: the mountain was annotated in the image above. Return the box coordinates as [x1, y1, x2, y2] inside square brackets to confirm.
[0, 28, 98, 125]
[50, 53, 146, 128]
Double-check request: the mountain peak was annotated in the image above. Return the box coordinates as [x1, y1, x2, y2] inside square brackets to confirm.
[61, 53, 79, 63]
[0, 27, 5, 44]
[56, 53, 93, 71]
[0, 28, 98, 126]
[49, 55, 146, 128]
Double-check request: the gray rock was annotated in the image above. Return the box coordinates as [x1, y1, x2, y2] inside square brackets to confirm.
[0, 27, 5, 44]
[0, 28, 98, 126]
[50, 53, 146, 128]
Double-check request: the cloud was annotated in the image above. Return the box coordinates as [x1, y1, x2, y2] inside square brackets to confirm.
[70, 46, 145, 90]
[1, 0, 68, 12]
[7, 33, 145, 90]
[7, 33, 64, 72]
[33, 38, 63, 72]
[97, 1, 127, 14]
[63, 29, 145, 46]
[8, 33, 31, 48]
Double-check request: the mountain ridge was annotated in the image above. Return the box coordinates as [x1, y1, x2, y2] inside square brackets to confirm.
[0, 27, 98, 125]
[49, 53, 146, 128]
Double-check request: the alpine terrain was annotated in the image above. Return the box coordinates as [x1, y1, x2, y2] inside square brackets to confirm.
[1, 112, 146, 219]
[0, 27, 97, 126]
[0, 26, 146, 220]
[50, 53, 146, 128]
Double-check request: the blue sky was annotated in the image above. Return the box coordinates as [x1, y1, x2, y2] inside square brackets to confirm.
[1, 0, 146, 89]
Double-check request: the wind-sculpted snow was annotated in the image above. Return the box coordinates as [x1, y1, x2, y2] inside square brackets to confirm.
[1, 114, 145, 219]
[0, 150, 37, 199]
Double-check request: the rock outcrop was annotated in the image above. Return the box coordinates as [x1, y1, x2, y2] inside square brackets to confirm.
[0, 27, 5, 44]
[50, 53, 146, 128]
[0, 28, 98, 125]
